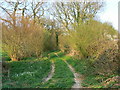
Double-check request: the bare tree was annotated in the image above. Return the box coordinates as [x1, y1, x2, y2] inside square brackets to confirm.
[51, 2, 103, 31]
[0, 0, 21, 29]
[0, 0, 47, 61]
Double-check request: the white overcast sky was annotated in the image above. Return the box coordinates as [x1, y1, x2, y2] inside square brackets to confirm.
[97, 0, 119, 30]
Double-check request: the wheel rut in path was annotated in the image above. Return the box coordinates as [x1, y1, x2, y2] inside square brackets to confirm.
[64, 60, 83, 88]
[42, 61, 55, 83]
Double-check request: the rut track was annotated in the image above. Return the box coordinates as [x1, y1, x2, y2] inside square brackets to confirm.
[42, 61, 55, 83]
[64, 60, 83, 88]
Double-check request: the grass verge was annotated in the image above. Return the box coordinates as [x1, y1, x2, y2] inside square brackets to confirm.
[2, 59, 51, 88]
[64, 56, 119, 88]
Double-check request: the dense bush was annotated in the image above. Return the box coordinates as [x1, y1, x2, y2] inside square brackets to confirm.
[2, 17, 57, 61]
[59, 20, 117, 59]
[93, 42, 119, 76]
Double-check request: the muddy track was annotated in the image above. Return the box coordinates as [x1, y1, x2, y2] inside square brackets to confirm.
[42, 61, 55, 83]
[64, 60, 83, 88]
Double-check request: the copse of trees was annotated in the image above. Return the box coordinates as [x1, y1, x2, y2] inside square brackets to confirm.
[1, 1, 118, 67]
[50, 2, 104, 51]
[1, 1, 58, 61]
[59, 19, 118, 58]
[2, 16, 59, 61]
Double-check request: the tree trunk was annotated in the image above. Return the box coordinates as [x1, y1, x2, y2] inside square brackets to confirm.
[56, 32, 59, 49]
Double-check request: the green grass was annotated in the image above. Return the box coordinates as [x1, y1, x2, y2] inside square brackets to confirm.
[48, 51, 64, 59]
[2, 52, 11, 61]
[64, 56, 103, 88]
[64, 55, 119, 88]
[2, 51, 73, 88]
[39, 58, 74, 88]
[2, 59, 51, 88]
[66, 57, 95, 75]
[3, 51, 119, 88]
[56, 51, 65, 57]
